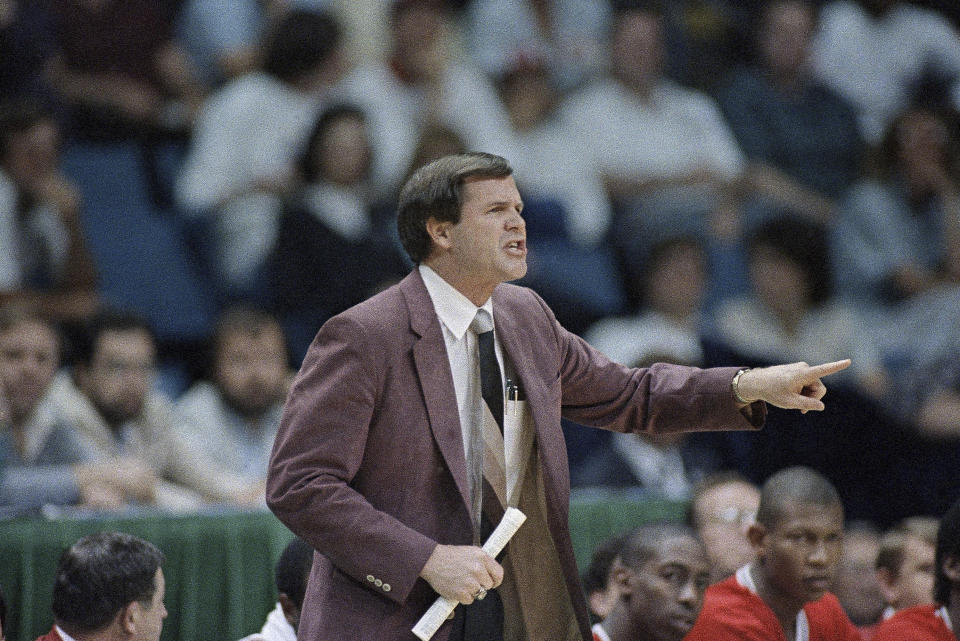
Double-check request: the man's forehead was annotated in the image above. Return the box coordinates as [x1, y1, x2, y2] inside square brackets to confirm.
[462, 175, 520, 199]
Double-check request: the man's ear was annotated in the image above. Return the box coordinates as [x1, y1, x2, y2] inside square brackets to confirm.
[747, 522, 768, 558]
[119, 601, 139, 635]
[942, 555, 960, 584]
[875, 567, 900, 606]
[425, 216, 454, 252]
[610, 558, 633, 596]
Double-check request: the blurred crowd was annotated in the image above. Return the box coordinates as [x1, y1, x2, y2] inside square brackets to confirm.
[3, 0, 960, 526]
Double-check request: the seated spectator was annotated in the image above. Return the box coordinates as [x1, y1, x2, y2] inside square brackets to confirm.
[832, 105, 960, 306]
[591, 523, 711, 641]
[0, 101, 98, 323]
[0, 304, 148, 513]
[175, 9, 345, 298]
[811, 0, 960, 144]
[687, 471, 760, 583]
[334, 0, 515, 202]
[832, 105, 960, 387]
[175, 306, 291, 492]
[833, 521, 885, 630]
[561, 1, 746, 265]
[238, 537, 314, 641]
[269, 104, 406, 360]
[871, 497, 960, 641]
[585, 234, 708, 362]
[582, 531, 627, 623]
[876, 517, 939, 618]
[464, 0, 610, 92]
[44, 0, 206, 141]
[34, 531, 166, 641]
[715, 0, 864, 229]
[713, 215, 889, 398]
[493, 57, 624, 332]
[904, 353, 960, 439]
[685, 466, 861, 641]
[58, 309, 256, 511]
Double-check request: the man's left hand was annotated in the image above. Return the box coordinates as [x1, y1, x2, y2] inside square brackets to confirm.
[735, 360, 851, 413]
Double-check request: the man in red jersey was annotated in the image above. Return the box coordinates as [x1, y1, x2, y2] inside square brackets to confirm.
[872, 498, 960, 641]
[685, 466, 861, 641]
[591, 523, 710, 641]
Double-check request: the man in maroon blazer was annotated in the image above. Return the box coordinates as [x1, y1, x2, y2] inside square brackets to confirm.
[266, 152, 850, 641]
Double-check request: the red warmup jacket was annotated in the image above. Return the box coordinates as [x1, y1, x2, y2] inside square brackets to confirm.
[34, 628, 63, 641]
[685, 566, 862, 641]
[871, 604, 956, 641]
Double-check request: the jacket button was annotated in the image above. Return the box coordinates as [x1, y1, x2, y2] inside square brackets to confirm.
[383, 583, 391, 592]
[366, 575, 375, 583]
[374, 579, 383, 587]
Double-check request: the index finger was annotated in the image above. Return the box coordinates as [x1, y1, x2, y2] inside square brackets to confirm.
[806, 359, 852, 379]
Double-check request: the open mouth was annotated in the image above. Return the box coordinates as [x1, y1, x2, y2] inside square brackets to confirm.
[504, 239, 526, 254]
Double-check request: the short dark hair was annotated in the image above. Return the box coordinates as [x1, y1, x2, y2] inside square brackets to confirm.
[74, 309, 154, 368]
[582, 531, 627, 595]
[52, 532, 165, 633]
[747, 215, 832, 305]
[298, 104, 369, 183]
[619, 522, 703, 570]
[396, 152, 513, 263]
[755, 466, 842, 529]
[275, 538, 314, 609]
[263, 10, 342, 84]
[876, 516, 939, 577]
[935, 499, 960, 604]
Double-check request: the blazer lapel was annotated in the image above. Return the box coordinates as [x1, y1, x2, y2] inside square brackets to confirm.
[402, 272, 472, 512]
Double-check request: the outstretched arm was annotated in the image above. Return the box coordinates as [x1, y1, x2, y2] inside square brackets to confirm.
[733, 360, 852, 413]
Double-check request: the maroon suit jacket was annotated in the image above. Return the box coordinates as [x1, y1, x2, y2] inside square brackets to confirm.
[266, 270, 762, 641]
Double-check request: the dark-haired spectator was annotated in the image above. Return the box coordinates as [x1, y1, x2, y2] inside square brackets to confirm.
[686, 466, 860, 641]
[586, 235, 708, 365]
[56, 310, 256, 510]
[811, 0, 960, 144]
[44, 0, 206, 141]
[715, 0, 864, 229]
[34, 531, 166, 641]
[0, 304, 149, 513]
[174, 306, 291, 495]
[871, 498, 960, 641]
[238, 537, 314, 641]
[334, 0, 515, 203]
[0, 101, 99, 323]
[714, 215, 889, 398]
[464, 0, 610, 92]
[592, 523, 711, 641]
[269, 104, 406, 360]
[687, 471, 760, 583]
[175, 9, 345, 298]
[582, 532, 627, 623]
[876, 517, 939, 618]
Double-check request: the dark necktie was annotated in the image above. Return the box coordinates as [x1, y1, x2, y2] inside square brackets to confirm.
[470, 309, 503, 433]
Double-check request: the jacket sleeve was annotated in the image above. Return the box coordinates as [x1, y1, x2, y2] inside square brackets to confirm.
[265, 314, 437, 604]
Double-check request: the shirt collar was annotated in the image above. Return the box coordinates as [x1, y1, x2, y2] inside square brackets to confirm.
[419, 264, 494, 340]
[55, 625, 78, 641]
